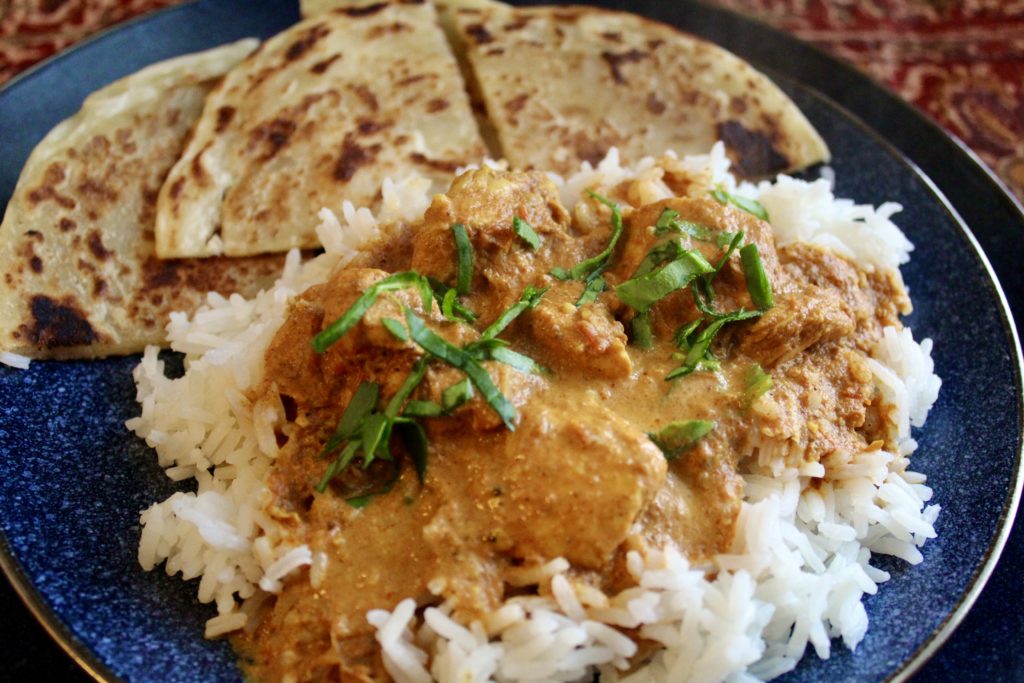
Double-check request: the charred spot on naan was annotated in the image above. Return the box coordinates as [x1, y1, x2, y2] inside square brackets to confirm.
[717, 119, 793, 178]
[17, 295, 102, 349]
[0, 39, 289, 358]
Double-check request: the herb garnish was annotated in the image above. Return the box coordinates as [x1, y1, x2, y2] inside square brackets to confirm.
[576, 275, 605, 307]
[740, 243, 774, 310]
[615, 251, 714, 312]
[403, 308, 517, 430]
[480, 286, 547, 340]
[467, 338, 546, 375]
[427, 277, 476, 323]
[654, 207, 713, 241]
[315, 368, 431, 502]
[441, 378, 474, 411]
[746, 363, 773, 404]
[312, 272, 432, 353]
[666, 309, 762, 380]
[451, 223, 474, 295]
[631, 311, 653, 350]
[709, 186, 770, 221]
[512, 216, 541, 249]
[550, 191, 624, 301]
[649, 420, 716, 460]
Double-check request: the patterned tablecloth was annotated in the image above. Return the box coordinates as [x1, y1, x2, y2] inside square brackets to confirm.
[0, 0, 1022, 681]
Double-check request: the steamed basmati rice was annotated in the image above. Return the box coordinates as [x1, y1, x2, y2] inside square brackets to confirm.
[129, 143, 941, 681]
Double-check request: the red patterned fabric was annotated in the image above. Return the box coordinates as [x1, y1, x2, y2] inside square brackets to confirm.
[708, 0, 1024, 201]
[0, 0, 1021, 201]
[0, 0, 187, 83]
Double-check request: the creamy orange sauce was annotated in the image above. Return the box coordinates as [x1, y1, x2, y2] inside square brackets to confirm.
[234, 168, 907, 681]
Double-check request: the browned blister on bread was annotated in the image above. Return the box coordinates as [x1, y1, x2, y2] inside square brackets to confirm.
[155, 0, 487, 258]
[0, 40, 286, 359]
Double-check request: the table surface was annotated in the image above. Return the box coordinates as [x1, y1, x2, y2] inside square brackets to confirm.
[0, 0, 1021, 681]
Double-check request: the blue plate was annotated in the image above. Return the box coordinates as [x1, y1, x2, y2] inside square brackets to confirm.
[0, 1, 1021, 681]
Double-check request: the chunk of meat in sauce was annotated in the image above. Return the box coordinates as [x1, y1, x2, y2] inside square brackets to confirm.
[523, 280, 632, 378]
[409, 167, 580, 324]
[737, 286, 855, 368]
[497, 397, 666, 568]
[420, 361, 539, 432]
[605, 196, 781, 335]
[780, 242, 910, 349]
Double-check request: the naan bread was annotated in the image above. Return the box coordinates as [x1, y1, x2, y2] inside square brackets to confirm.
[156, 0, 487, 258]
[451, 4, 830, 178]
[0, 40, 286, 359]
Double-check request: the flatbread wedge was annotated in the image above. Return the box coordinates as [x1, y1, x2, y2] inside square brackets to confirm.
[0, 40, 287, 359]
[451, 4, 830, 178]
[156, 0, 487, 259]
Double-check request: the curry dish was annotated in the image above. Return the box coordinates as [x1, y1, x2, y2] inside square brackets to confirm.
[233, 165, 908, 681]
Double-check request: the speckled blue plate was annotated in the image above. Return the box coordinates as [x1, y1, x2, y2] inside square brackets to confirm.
[0, 1, 1021, 682]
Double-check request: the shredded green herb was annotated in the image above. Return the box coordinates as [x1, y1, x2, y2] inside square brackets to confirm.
[576, 275, 605, 307]
[666, 309, 762, 380]
[404, 308, 517, 430]
[385, 358, 429, 422]
[674, 319, 702, 349]
[649, 420, 716, 460]
[451, 223, 474, 295]
[318, 382, 380, 459]
[402, 400, 443, 418]
[631, 311, 653, 350]
[316, 358, 431, 492]
[512, 216, 541, 250]
[316, 441, 360, 493]
[312, 272, 432, 353]
[654, 207, 713, 241]
[559, 191, 623, 281]
[716, 231, 738, 248]
[714, 230, 745, 272]
[380, 317, 408, 342]
[442, 378, 474, 411]
[616, 251, 715, 312]
[345, 463, 401, 508]
[480, 286, 547, 340]
[634, 240, 686, 278]
[740, 243, 774, 309]
[466, 337, 545, 375]
[746, 363, 773, 404]
[427, 278, 476, 324]
[358, 412, 390, 468]
[488, 345, 545, 375]
[710, 186, 770, 221]
[394, 420, 428, 484]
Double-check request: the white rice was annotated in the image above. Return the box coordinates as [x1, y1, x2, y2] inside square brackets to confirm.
[0, 350, 31, 369]
[130, 143, 942, 682]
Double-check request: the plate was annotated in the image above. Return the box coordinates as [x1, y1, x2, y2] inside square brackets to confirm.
[0, 0, 1021, 681]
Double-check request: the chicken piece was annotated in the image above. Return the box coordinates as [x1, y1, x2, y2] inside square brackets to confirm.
[737, 287, 855, 368]
[608, 196, 781, 292]
[409, 167, 579, 324]
[603, 196, 782, 336]
[523, 280, 632, 379]
[741, 344, 876, 466]
[315, 267, 429, 353]
[780, 242, 910, 349]
[496, 397, 667, 569]
[635, 439, 743, 563]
